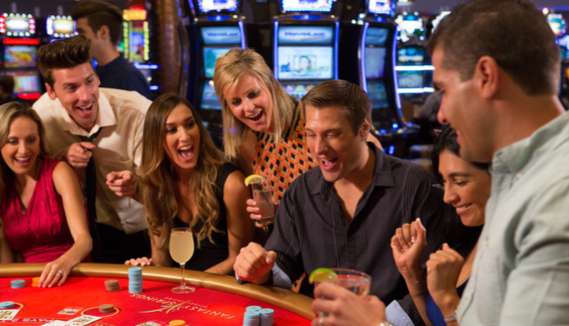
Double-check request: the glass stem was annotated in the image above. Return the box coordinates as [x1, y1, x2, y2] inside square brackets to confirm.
[180, 263, 186, 287]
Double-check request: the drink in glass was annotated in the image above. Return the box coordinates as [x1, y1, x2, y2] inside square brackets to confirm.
[169, 227, 195, 293]
[251, 183, 274, 225]
[330, 268, 371, 298]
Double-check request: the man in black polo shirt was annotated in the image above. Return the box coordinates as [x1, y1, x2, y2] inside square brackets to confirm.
[71, 0, 151, 99]
[234, 80, 447, 325]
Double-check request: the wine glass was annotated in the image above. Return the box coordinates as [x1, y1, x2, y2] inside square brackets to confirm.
[169, 227, 195, 293]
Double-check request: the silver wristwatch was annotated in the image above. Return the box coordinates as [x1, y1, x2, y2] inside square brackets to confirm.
[378, 322, 396, 326]
[444, 311, 458, 323]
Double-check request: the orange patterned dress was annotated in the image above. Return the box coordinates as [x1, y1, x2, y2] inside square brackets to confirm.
[251, 101, 318, 201]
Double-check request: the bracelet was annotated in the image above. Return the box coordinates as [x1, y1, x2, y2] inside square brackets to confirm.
[378, 322, 395, 326]
[444, 311, 457, 323]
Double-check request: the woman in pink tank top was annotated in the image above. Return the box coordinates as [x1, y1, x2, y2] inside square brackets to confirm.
[0, 102, 92, 287]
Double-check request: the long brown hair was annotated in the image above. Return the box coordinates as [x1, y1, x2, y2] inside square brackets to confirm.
[0, 102, 47, 208]
[138, 93, 226, 250]
[213, 48, 295, 159]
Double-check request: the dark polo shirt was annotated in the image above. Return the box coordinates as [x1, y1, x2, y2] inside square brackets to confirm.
[96, 55, 151, 99]
[266, 142, 447, 324]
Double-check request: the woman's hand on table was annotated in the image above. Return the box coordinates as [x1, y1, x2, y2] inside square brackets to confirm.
[246, 198, 279, 227]
[39, 257, 75, 288]
[391, 218, 427, 283]
[311, 282, 387, 326]
[125, 257, 154, 267]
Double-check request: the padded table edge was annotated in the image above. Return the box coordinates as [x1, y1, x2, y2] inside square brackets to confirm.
[0, 263, 315, 320]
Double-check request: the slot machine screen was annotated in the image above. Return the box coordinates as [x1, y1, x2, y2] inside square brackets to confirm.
[397, 47, 424, 65]
[198, 0, 238, 13]
[4, 45, 37, 68]
[365, 27, 389, 46]
[365, 47, 386, 78]
[277, 46, 333, 80]
[3, 70, 42, 93]
[201, 26, 242, 45]
[201, 82, 222, 110]
[368, 0, 395, 16]
[367, 80, 389, 108]
[281, 81, 318, 100]
[203, 47, 232, 78]
[281, 0, 333, 12]
[397, 71, 423, 88]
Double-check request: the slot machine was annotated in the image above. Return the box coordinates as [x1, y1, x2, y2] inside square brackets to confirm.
[0, 12, 43, 102]
[358, 0, 418, 156]
[273, 0, 340, 99]
[187, 0, 247, 145]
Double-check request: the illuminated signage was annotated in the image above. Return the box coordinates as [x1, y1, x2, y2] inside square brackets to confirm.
[1, 13, 36, 37]
[278, 26, 333, 44]
[47, 15, 75, 38]
[201, 26, 241, 45]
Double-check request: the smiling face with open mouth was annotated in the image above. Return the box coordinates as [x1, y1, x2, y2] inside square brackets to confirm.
[223, 74, 274, 134]
[1, 116, 41, 177]
[439, 149, 491, 227]
[163, 103, 201, 175]
[304, 105, 368, 183]
[47, 62, 100, 132]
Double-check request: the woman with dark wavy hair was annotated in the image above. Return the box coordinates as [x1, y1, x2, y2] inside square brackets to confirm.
[125, 94, 252, 274]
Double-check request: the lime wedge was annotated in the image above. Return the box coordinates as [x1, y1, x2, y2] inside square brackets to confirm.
[244, 174, 263, 186]
[309, 268, 338, 284]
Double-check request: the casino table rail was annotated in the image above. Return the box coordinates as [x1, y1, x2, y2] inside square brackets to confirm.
[0, 263, 315, 320]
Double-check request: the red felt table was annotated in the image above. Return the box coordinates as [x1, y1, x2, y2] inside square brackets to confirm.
[0, 263, 314, 325]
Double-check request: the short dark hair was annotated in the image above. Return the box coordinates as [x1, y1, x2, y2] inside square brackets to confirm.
[71, 0, 123, 46]
[301, 79, 371, 135]
[428, 0, 560, 95]
[0, 75, 15, 94]
[37, 36, 93, 88]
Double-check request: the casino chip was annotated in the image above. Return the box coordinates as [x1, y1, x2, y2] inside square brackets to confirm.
[244, 306, 274, 326]
[128, 267, 143, 294]
[243, 311, 260, 326]
[169, 320, 185, 326]
[0, 302, 14, 309]
[31, 277, 40, 287]
[99, 304, 115, 313]
[260, 308, 274, 326]
[105, 280, 121, 292]
[10, 280, 25, 289]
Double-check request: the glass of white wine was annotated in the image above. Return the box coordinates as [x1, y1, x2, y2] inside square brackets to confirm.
[169, 227, 195, 293]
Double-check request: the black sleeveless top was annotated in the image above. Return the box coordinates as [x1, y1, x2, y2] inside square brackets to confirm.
[173, 162, 237, 271]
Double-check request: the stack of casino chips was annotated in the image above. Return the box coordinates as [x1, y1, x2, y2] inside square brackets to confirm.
[128, 267, 143, 294]
[31, 277, 40, 287]
[259, 308, 274, 326]
[105, 280, 121, 292]
[99, 304, 114, 313]
[0, 302, 15, 309]
[243, 306, 274, 326]
[10, 280, 25, 289]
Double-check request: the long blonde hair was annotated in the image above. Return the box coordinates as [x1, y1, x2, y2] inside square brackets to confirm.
[213, 48, 295, 159]
[0, 102, 47, 208]
[138, 94, 226, 250]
